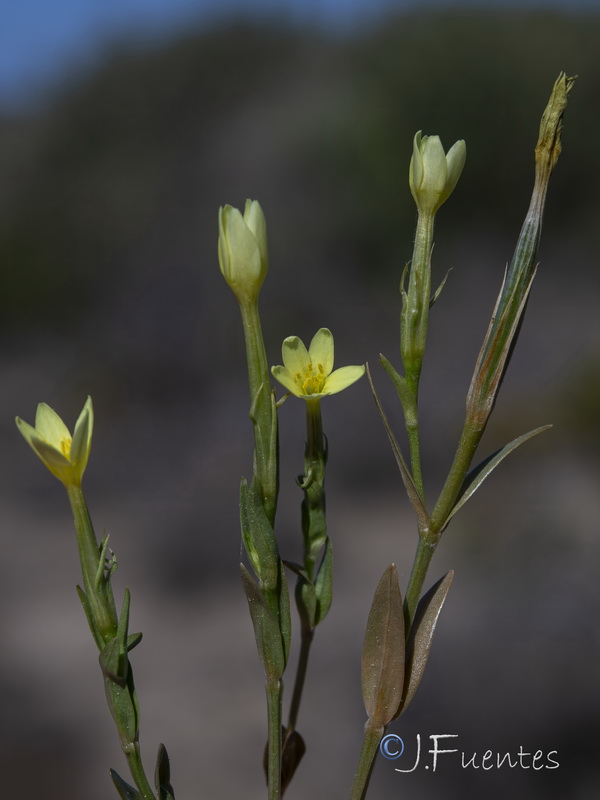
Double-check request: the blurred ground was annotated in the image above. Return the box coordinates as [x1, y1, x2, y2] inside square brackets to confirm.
[1, 8, 599, 799]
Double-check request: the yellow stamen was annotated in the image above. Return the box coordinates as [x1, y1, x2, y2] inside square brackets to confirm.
[60, 436, 72, 457]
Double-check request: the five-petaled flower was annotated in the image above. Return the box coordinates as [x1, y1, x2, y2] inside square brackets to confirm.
[271, 328, 364, 400]
[16, 397, 93, 487]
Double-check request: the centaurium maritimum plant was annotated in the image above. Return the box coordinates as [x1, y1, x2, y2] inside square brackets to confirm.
[15, 72, 573, 800]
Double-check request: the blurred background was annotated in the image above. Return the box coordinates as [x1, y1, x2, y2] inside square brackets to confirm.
[1, 0, 599, 798]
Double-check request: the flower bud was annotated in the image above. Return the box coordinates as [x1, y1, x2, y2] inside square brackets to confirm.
[409, 131, 466, 216]
[218, 199, 268, 304]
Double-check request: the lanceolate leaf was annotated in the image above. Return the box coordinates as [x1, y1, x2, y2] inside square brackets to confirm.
[396, 571, 453, 718]
[110, 769, 143, 800]
[314, 538, 333, 625]
[366, 365, 429, 531]
[240, 563, 285, 682]
[155, 743, 175, 800]
[443, 425, 551, 530]
[361, 564, 405, 726]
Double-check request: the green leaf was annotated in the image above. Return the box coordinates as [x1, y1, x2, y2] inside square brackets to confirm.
[76, 584, 104, 650]
[240, 563, 285, 681]
[295, 574, 317, 630]
[110, 769, 143, 800]
[429, 269, 451, 308]
[314, 538, 333, 625]
[240, 476, 279, 590]
[277, 560, 292, 668]
[443, 425, 552, 529]
[379, 354, 414, 413]
[396, 571, 453, 718]
[155, 743, 175, 800]
[367, 365, 429, 531]
[361, 564, 405, 726]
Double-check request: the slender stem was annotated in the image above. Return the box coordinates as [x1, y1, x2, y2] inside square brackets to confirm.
[350, 720, 384, 800]
[240, 299, 277, 524]
[266, 679, 283, 800]
[429, 418, 484, 534]
[403, 536, 437, 633]
[125, 744, 156, 800]
[66, 484, 118, 640]
[286, 626, 314, 733]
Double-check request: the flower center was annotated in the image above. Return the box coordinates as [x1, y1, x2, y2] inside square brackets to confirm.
[60, 436, 72, 457]
[296, 362, 326, 395]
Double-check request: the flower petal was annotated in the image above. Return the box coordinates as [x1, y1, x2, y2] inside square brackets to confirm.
[71, 397, 94, 477]
[271, 366, 304, 397]
[308, 328, 334, 376]
[35, 402, 72, 447]
[281, 336, 310, 377]
[322, 364, 365, 395]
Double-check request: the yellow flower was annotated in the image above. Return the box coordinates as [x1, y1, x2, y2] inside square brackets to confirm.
[271, 328, 364, 399]
[16, 397, 93, 487]
[409, 131, 466, 216]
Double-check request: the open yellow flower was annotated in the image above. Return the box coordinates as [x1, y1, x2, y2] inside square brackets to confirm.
[16, 397, 93, 487]
[271, 328, 364, 399]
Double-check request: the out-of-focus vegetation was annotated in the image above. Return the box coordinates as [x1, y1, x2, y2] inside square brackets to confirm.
[0, 10, 597, 327]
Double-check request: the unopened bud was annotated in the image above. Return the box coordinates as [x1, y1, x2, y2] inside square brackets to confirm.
[218, 199, 268, 304]
[409, 132, 466, 217]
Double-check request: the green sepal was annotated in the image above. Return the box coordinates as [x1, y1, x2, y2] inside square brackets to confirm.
[396, 570, 453, 718]
[314, 538, 333, 625]
[361, 564, 405, 726]
[99, 589, 140, 747]
[443, 425, 552, 530]
[240, 476, 278, 590]
[76, 584, 105, 650]
[110, 769, 143, 800]
[154, 743, 175, 800]
[240, 563, 285, 681]
[367, 365, 429, 531]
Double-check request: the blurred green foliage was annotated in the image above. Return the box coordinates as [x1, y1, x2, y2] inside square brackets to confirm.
[0, 9, 596, 330]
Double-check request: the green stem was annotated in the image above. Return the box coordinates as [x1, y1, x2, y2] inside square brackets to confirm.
[403, 536, 437, 633]
[66, 484, 118, 640]
[266, 679, 283, 800]
[240, 299, 277, 525]
[429, 418, 484, 534]
[286, 626, 314, 733]
[125, 744, 156, 800]
[350, 720, 384, 800]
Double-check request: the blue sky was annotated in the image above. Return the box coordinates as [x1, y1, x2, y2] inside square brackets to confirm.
[1, 0, 598, 109]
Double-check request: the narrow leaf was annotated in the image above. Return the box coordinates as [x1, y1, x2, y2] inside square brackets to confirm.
[110, 769, 143, 800]
[155, 743, 175, 800]
[379, 354, 413, 413]
[314, 538, 333, 625]
[240, 477, 279, 590]
[361, 564, 405, 726]
[240, 563, 285, 681]
[396, 571, 453, 718]
[367, 365, 429, 530]
[430, 269, 451, 308]
[443, 425, 551, 529]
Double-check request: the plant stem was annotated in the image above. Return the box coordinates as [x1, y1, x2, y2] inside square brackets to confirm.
[125, 744, 156, 800]
[429, 418, 484, 534]
[350, 720, 384, 800]
[403, 536, 437, 632]
[266, 678, 283, 800]
[287, 626, 314, 733]
[240, 299, 277, 524]
[66, 484, 118, 641]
